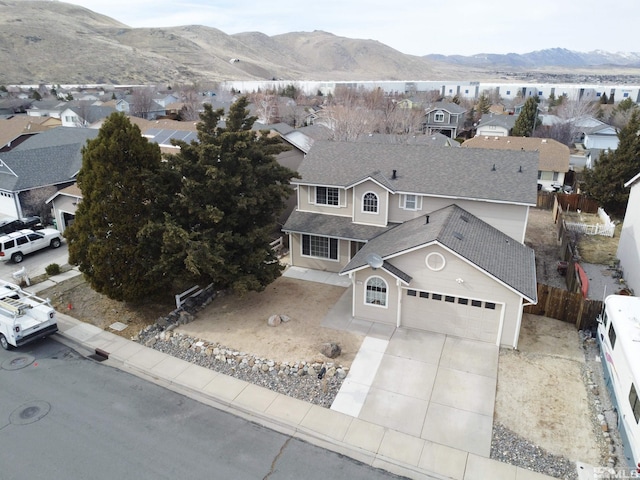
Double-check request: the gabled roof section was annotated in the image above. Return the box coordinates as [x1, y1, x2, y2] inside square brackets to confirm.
[425, 102, 467, 115]
[295, 141, 538, 205]
[0, 115, 54, 149]
[462, 135, 569, 173]
[0, 143, 83, 192]
[355, 133, 460, 147]
[381, 260, 412, 284]
[477, 113, 517, 130]
[341, 205, 537, 302]
[281, 130, 315, 154]
[46, 183, 82, 204]
[12, 126, 98, 151]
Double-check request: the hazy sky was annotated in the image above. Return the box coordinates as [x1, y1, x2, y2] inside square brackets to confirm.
[64, 0, 635, 56]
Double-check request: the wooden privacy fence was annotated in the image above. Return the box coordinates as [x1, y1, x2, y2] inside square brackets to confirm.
[536, 192, 600, 213]
[524, 283, 603, 330]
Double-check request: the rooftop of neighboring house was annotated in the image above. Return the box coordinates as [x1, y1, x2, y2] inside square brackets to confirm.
[296, 140, 538, 205]
[476, 113, 517, 130]
[461, 135, 570, 173]
[425, 101, 467, 115]
[355, 133, 460, 147]
[0, 115, 60, 149]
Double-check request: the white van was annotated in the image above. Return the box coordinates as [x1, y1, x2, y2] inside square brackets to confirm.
[0, 228, 63, 263]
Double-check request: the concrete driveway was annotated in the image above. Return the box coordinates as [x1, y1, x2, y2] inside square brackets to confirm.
[331, 326, 499, 457]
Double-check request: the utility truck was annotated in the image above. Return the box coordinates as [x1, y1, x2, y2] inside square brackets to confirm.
[0, 280, 58, 350]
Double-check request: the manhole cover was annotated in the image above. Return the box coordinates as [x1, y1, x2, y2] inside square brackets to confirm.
[10, 401, 51, 425]
[2, 355, 35, 371]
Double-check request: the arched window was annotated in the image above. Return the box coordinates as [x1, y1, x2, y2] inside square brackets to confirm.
[365, 276, 387, 306]
[363, 192, 378, 213]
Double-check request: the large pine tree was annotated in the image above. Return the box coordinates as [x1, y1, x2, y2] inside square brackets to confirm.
[65, 113, 163, 302]
[143, 96, 297, 294]
[583, 110, 640, 216]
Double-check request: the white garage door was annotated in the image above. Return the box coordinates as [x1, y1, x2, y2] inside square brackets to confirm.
[401, 289, 502, 343]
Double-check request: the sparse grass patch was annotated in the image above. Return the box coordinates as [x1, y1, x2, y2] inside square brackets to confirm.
[576, 222, 622, 264]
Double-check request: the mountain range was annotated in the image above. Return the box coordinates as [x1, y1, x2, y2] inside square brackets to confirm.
[0, 1, 638, 85]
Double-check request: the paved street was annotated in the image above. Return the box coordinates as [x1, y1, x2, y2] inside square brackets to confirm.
[0, 242, 69, 283]
[0, 338, 406, 480]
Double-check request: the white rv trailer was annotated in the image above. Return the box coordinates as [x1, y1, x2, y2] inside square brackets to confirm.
[597, 294, 640, 469]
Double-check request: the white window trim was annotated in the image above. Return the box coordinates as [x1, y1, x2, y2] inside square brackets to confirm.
[309, 186, 342, 208]
[361, 191, 379, 215]
[434, 111, 445, 123]
[300, 234, 340, 262]
[364, 275, 388, 308]
[399, 194, 422, 211]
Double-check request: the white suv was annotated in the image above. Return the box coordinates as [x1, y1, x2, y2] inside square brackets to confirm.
[0, 229, 63, 263]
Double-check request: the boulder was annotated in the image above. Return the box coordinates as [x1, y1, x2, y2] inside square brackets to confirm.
[267, 314, 281, 327]
[320, 342, 341, 359]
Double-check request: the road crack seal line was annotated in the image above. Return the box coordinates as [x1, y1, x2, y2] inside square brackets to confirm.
[263, 436, 292, 480]
[9, 401, 51, 425]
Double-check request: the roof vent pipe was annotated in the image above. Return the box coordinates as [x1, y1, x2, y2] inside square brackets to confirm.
[425, 215, 430, 224]
[392, 169, 397, 179]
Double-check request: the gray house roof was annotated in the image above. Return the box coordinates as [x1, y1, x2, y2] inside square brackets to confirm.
[296, 141, 538, 205]
[341, 204, 537, 302]
[0, 143, 83, 192]
[355, 133, 460, 147]
[282, 210, 393, 241]
[477, 113, 517, 130]
[0, 127, 99, 193]
[425, 102, 467, 115]
[13, 126, 98, 151]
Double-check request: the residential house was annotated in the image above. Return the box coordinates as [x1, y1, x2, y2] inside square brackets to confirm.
[46, 184, 82, 232]
[26, 99, 67, 118]
[114, 95, 166, 120]
[574, 116, 619, 150]
[0, 127, 97, 218]
[474, 113, 517, 137]
[422, 102, 467, 138]
[282, 141, 538, 348]
[461, 136, 570, 192]
[616, 171, 640, 295]
[60, 104, 116, 128]
[0, 115, 60, 152]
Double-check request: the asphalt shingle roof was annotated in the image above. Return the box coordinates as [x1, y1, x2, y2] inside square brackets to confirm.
[13, 127, 98, 150]
[340, 205, 537, 302]
[296, 141, 538, 205]
[282, 210, 394, 241]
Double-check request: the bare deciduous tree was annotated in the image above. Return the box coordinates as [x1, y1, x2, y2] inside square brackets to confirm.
[20, 186, 58, 224]
[131, 86, 156, 119]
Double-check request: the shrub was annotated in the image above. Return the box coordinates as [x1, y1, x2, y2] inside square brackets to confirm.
[45, 263, 61, 276]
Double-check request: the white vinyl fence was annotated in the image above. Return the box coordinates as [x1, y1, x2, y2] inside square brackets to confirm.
[563, 207, 615, 237]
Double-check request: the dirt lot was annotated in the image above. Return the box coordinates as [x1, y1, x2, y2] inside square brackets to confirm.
[525, 208, 566, 289]
[496, 314, 604, 464]
[175, 277, 363, 367]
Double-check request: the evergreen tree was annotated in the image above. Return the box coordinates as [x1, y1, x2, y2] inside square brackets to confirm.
[142, 97, 297, 295]
[583, 110, 640, 216]
[64, 113, 163, 302]
[512, 97, 539, 137]
[599, 92, 608, 104]
[476, 94, 491, 114]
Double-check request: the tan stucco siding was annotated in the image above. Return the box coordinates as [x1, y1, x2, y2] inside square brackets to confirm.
[352, 269, 400, 325]
[421, 198, 528, 242]
[388, 193, 425, 223]
[297, 185, 351, 217]
[288, 233, 350, 273]
[390, 245, 523, 347]
[352, 182, 388, 226]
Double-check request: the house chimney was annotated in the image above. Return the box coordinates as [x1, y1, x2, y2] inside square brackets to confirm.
[392, 169, 397, 179]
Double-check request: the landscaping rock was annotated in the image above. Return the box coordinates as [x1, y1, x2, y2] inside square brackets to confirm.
[267, 314, 281, 327]
[320, 342, 341, 359]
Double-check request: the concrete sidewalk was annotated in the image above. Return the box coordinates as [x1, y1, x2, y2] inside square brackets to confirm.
[52, 311, 555, 480]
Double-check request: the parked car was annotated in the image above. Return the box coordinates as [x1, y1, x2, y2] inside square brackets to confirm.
[0, 228, 63, 263]
[0, 216, 43, 235]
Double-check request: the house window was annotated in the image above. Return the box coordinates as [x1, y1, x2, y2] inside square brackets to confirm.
[419, 291, 429, 299]
[401, 194, 421, 211]
[506, 90, 511, 95]
[432, 293, 442, 301]
[407, 289, 417, 296]
[629, 384, 640, 423]
[362, 192, 378, 213]
[623, 93, 629, 98]
[315, 186, 339, 206]
[434, 112, 445, 122]
[301, 235, 338, 260]
[471, 300, 482, 307]
[365, 276, 387, 307]
[552, 172, 559, 181]
[485, 302, 496, 310]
